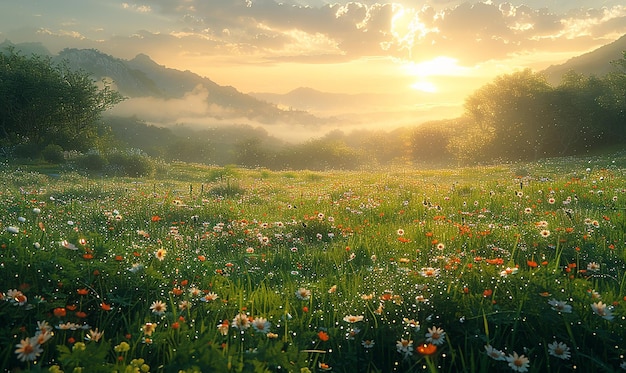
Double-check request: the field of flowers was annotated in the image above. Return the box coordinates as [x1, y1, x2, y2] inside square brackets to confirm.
[1, 157, 625, 372]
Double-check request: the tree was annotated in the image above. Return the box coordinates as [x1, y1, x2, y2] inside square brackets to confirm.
[0, 48, 124, 153]
[463, 69, 553, 160]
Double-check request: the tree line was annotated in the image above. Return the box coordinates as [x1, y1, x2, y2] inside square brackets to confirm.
[2, 47, 626, 170]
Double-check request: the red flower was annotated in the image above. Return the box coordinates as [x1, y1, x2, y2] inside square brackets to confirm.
[483, 289, 493, 298]
[100, 303, 112, 311]
[526, 260, 538, 268]
[77, 288, 89, 296]
[151, 215, 162, 222]
[53, 307, 66, 317]
[318, 331, 329, 342]
[417, 343, 437, 355]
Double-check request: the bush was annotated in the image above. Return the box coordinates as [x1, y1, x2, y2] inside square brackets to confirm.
[42, 144, 65, 163]
[75, 153, 108, 172]
[107, 152, 155, 177]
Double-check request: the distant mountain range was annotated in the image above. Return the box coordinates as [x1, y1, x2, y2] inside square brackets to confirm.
[0, 39, 328, 126]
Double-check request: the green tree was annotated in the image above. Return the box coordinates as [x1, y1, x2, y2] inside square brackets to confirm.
[0, 48, 124, 153]
[463, 69, 552, 160]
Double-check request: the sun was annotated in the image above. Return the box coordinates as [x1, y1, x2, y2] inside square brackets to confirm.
[404, 56, 467, 93]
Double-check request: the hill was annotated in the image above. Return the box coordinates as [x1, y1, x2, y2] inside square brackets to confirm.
[542, 33, 626, 84]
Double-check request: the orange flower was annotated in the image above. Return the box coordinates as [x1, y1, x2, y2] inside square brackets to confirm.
[75, 311, 87, 318]
[114, 255, 124, 261]
[77, 288, 89, 296]
[197, 255, 206, 262]
[417, 343, 437, 355]
[151, 215, 162, 222]
[83, 253, 94, 260]
[66, 304, 77, 311]
[53, 307, 67, 317]
[318, 331, 330, 342]
[172, 287, 183, 296]
[100, 303, 112, 311]
[482, 289, 493, 298]
[171, 322, 180, 330]
[526, 260, 538, 268]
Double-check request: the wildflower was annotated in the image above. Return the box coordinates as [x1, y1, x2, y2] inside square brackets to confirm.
[178, 300, 190, 310]
[361, 339, 375, 348]
[328, 285, 337, 293]
[345, 328, 360, 340]
[425, 326, 446, 346]
[547, 341, 571, 360]
[403, 318, 420, 330]
[500, 267, 518, 277]
[202, 292, 219, 302]
[55, 322, 81, 330]
[217, 320, 229, 336]
[7, 289, 27, 305]
[318, 362, 332, 371]
[6, 226, 20, 234]
[318, 330, 330, 341]
[86, 328, 104, 342]
[150, 300, 167, 316]
[548, 299, 572, 313]
[232, 313, 251, 330]
[484, 345, 505, 360]
[436, 243, 445, 250]
[417, 343, 437, 355]
[155, 248, 167, 261]
[114, 341, 130, 352]
[251, 317, 271, 334]
[420, 267, 440, 278]
[15, 337, 43, 362]
[396, 338, 413, 358]
[295, 287, 311, 300]
[60, 240, 78, 250]
[591, 301, 614, 320]
[343, 315, 364, 323]
[540, 229, 550, 238]
[143, 323, 157, 336]
[524, 207, 532, 214]
[267, 332, 279, 339]
[505, 351, 530, 372]
[586, 262, 600, 272]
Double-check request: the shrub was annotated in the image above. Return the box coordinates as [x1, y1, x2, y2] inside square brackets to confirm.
[107, 152, 155, 177]
[42, 144, 65, 164]
[75, 153, 108, 172]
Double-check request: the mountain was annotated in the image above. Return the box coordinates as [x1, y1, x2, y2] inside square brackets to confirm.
[0, 39, 52, 57]
[54, 48, 328, 125]
[542, 33, 626, 84]
[1, 41, 328, 126]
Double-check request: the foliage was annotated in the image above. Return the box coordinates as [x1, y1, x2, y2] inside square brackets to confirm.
[41, 144, 65, 164]
[0, 47, 124, 153]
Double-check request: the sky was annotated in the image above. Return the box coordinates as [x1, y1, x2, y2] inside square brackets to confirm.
[1, 0, 626, 133]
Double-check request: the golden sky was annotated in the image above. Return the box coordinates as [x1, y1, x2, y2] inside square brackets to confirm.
[2, 1, 626, 133]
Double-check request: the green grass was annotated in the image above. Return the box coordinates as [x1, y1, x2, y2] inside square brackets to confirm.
[0, 157, 625, 372]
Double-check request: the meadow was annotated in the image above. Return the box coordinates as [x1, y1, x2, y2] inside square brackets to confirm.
[1, 157, 625, 373]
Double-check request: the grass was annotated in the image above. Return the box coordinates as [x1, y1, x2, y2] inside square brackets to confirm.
[0, 156, 625, 372]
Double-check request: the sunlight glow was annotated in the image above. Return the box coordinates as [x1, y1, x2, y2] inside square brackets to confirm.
[411, 80, 437, 93]
[405, 56, 466, 77]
